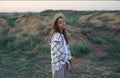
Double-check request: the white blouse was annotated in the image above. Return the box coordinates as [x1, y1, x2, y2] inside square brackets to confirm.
[51, 32, 72, 70]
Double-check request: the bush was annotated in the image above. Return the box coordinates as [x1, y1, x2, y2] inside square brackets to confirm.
[0, 27, 9, 35]
[0, 35, 16, 49]
[71, 42, 93, 58]
[7, 39, 25, 51]
[115, 21, 120, 25]
[28, 34, 45, 44]
[35, 22, 45, 30]
[102, 35, 120, 45]
[105, 45, 120, 59]
[7, 39, 33, 51]
[2, 15, 17, 27]
[34, 44, 50, 54]
[87, 36, 105, 44]
[81, 28, 93, 36]
[83, 30, 105, 44]
[65, 14, 80, 26]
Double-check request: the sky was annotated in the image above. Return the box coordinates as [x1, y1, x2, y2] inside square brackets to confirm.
[0, 1, 120, 12]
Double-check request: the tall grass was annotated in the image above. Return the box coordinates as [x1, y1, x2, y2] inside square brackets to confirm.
[115, 21, 120, 25]
[71, 42, 93, 58]
[35, 22, 45, 30]
[81, 28, 93, 36]
[105, 45, 120, 59]
[65, 14, 80, 26]
[7, 39, 32, 51]
[102, 35, 120, 45]
[28, 34, 45, 44]
[87, 36, 105, 44]
[0, 27, 9, 35]
[0, 15, 17, 27]
[0, 34, 16, 50]
[81, 28, 105, 44]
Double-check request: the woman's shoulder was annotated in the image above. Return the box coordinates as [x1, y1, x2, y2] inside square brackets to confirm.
[53, 32, 61, 37]
[52, 32, 61, 41]
[55, 32, 61, 35]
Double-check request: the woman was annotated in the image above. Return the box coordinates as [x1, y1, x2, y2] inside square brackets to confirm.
[50, 13, 75, 78]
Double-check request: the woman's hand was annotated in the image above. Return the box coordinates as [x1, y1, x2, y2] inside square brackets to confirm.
[70, 63, 76, 72]
[69, 57, 76, 72]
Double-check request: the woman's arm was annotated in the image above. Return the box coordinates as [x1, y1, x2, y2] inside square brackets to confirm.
[52, 41, 70, 62]
[69, 57, 76, 72]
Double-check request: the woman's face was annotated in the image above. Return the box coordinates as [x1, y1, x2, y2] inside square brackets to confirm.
[57, 17, 66, 29]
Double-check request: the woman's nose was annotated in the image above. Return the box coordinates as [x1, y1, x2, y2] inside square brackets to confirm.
[63, 22, 66, 25]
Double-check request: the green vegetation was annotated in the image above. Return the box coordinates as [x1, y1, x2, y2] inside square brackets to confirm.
[71, 42, 93, 58]
[0, 15, 17, 27]
[35, 22, 45, 30]
[105, 45, 120, 59]
[87, 36, 105, 44]
[0, 34, 16, 50]
[0, 10, 120, 78]
[102, 35, 120, 45]
[97, 16, 114, 22]
[81, 28, 105, 44]
[81, 28, 93, 36]
[0, 27, 9, 35]
[115, 21, 120, 25]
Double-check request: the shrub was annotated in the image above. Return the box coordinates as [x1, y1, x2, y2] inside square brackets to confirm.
[115, 21, 120, 25]
[71, 42, 93, 58]
[4, 16, 17, 27]
[34, 44, 50, 54]
[105, 45, 120, 59]
[87, 36, 105, 44]
[0, 35, 16, 49]
[102, 35, 120, 45]
[0, 27, 9, 35]
[81, 28, 93, 36]
[15, 28, 23, 33]
[35, 22, 45, 30]
[28, 34, 45, 44]
[7, 39, 33, 51]
[7, 39, 25, 51]
[65, 14, 80, 26]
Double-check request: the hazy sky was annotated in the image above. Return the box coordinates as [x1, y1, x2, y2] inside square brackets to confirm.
[0, 1, 120, 12]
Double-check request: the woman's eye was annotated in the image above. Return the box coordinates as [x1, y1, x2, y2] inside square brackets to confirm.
[58, 21, 64, 24]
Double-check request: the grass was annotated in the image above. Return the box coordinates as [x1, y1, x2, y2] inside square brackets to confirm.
[71, 42, 93, 58]
[101, 35, 120, 45]
[115, 21, 120, 25]
[0, 15, 17, 27]
[15, 28, 23, 33]
[35, 22, 45, 30]
[81, 28, 93, 36]
[0, 50, 51, 78]
[90, 55, 120, 78]
[7, 39, 32, 51]
[87, 36, 105, 44]
[0, 27, 9, 35]
[0, 34, 16, 49]
[28, 34, 45, 44]
[97, 16, 114, 22]
[81, 28, 105, 44]
[105, 45, 120, 59]
[65, 14, 80, 26]
[0, 48, 119, 78]
[0, 10, 120, 78]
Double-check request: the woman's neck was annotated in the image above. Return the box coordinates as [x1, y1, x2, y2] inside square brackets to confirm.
[60, 29, 63, 34]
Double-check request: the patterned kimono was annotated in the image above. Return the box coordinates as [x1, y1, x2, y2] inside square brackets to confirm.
[50, 32, 72, 78]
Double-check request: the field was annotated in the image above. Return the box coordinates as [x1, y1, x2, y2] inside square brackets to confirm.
[0, 10, 120, 78]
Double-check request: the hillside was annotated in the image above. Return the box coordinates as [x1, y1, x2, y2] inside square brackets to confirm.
[0, 10, 120, 78]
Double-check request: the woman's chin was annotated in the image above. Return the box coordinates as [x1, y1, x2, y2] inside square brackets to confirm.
[62, 26, 66, 29]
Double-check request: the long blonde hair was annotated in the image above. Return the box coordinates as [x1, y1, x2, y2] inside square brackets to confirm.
[50, 17, 69, 44]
